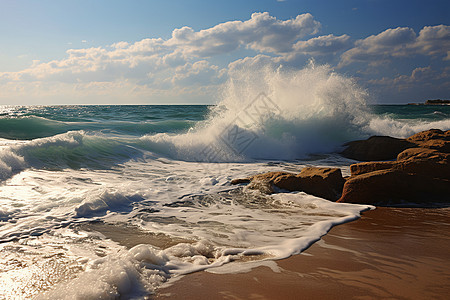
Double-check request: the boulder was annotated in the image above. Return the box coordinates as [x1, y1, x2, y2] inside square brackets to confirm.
[294, 167, 345, 201]
[338, 169, 450, 204]
[406, 129, 449, 143]
[407, 129, 450, 152]
[339, 130, 450, 205]
[349, 149, 450, 180]
[350, 161, 396, 176]
[340, 136, 414, 161]
[231, 168, 345, 201]
[243, 171, 295, 194]
[230, 178, 251, 185]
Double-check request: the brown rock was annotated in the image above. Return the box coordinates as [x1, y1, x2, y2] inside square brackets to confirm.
[338, 169, 450, 204]
[339, 130, 450, 205]
[406, 129, 449, 143]
[397, 147, 445, 161]
[250, 171, 294, 182]
[340, 136, 414, 161]
[246, 171, 295, 194]
[407, 129, 450, 153]
[230, 178, 251, 185]
[350, 161, 396, 176]
[413, 139, 450, 153]
[295, 167, 345, 201]
[232, 168, 345, 201]
[272, 173, 303, 191]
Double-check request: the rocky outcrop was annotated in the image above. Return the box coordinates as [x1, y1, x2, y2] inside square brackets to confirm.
[294, 167, 345, 201]
[231, 167, 345, 201]
[341, 129, 450, 161]
[406, 129, 450, 153]
[338, 129, 450, 205]
[232, 129, 450, 205]
[340, 136, 415, 161]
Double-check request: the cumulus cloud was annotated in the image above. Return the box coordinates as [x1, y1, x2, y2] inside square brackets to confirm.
[292, 34, 352, 55]
[366, 65, 450, 102]
[0, 11, 448, 104]
[167, 12, 321, 56]
[340, 25, 450, 66]
[415, 25, 450, 56]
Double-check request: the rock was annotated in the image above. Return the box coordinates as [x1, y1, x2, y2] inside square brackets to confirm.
[407, 129, 450, 153]
[338, 169, 450, 204]
[272, 173, 303, 191]
[246, 171, 295, 194]
[230, 178, 251, 185]
[230, 168, 345, 201]
[338, 169, 411, 204]
[340, 136, 414, 161]
[397, 147, 445, 161]
[234, 129, 450, 205]
[294, 167, 345, 201]
[406, 129, 449, 143]
[350, 161, 396, 176]
[339, 130, 450, 205]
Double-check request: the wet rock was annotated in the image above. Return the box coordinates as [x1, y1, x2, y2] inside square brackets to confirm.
[339, 130, 450, 205]
[294, 167, 345, 201]
[231, 168, 345, 201]
[338, 169, 450, 204]
[340, 136, 414, 161]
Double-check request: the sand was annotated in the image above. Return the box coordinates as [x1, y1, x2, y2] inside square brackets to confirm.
[155, 207, 450, 300]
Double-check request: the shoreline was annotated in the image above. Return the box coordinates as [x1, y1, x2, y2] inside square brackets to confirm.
[155, 207, 450, 299]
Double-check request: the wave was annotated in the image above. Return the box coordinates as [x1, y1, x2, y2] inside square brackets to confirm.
[139, 63, 450, 162]
[0, 116, 70, 140]
[1, 64, 449, 176]
[0, 131, 146, 181]
[0, 115, 197, 140]
[367, 117, 450, 138]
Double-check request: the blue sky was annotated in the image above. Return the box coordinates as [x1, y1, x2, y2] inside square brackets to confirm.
[0, 0, 449, 104]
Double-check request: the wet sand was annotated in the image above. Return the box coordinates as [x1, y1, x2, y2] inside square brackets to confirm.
[155, 207, 450, 300]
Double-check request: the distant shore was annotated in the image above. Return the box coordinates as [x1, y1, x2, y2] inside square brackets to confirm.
[155, 207, 450, 300]
[408, 99, 450, 105]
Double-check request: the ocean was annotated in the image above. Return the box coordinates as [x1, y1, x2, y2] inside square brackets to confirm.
[0, 67, 449, 299]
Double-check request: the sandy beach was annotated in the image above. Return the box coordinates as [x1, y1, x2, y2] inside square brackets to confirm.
[155, 207, 450, 300]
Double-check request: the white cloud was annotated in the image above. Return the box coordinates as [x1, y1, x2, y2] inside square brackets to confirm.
[415, 25, 450, 56]
[292, 34, 352, 55]
[339, 27, 416, 66]
[0, 12, 322, 104]
[167, 12, 320, 56]
[366, 66, 450, 102]
[339, 25, 450, 66]
[0, 12, 448, 105]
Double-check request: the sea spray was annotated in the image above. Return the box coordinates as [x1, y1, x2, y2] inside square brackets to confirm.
[141, 63, 372, 161]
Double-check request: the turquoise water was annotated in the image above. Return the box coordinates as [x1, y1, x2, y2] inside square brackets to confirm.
[1, 104, 448, 141]
[0, 105, 210, 140]
[371, 104, 450, 121]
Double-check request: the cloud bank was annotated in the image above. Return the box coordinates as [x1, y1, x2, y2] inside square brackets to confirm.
[0, 12, 448, 104]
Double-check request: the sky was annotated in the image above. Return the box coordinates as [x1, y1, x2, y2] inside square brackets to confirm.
[0, 0, 449, 105]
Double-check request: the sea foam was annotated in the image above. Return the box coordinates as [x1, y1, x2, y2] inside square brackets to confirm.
[140, 63, 371, 161]
[140, 63, 450, 162]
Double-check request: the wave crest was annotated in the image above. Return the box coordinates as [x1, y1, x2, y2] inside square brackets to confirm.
[141, 63, 371, 161]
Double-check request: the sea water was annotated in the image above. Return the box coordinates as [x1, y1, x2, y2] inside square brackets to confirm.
[0, 64, 449, 299]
